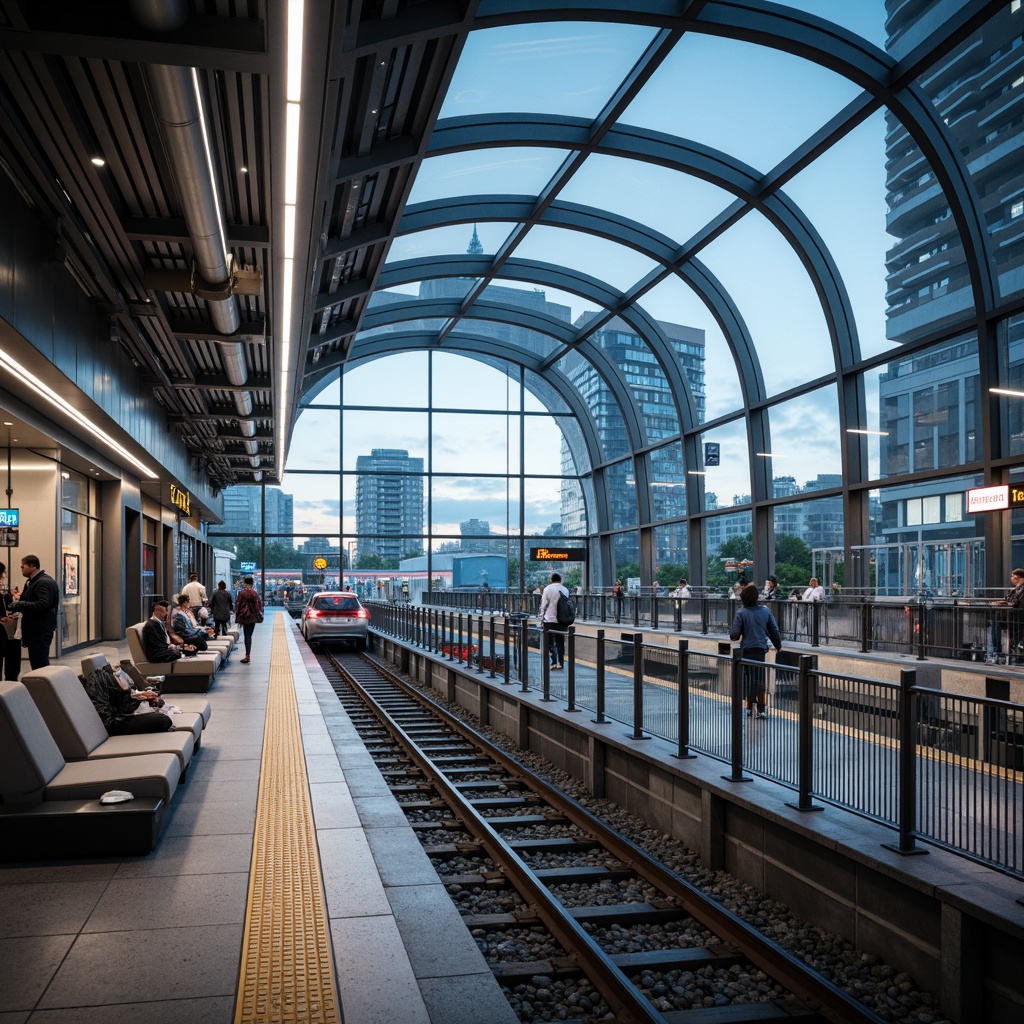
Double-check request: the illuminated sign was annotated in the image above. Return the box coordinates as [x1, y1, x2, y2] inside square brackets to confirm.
[313, 557, 328, 571]
[530, 547, 587, 562]
[240, 561, 257, 573]
[965, 485, 1024, 513]
[0, 508, 18, 528]
[169, 484, 191, 516]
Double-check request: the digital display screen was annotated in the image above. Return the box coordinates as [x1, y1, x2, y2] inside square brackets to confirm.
[0, 509, 18, 528]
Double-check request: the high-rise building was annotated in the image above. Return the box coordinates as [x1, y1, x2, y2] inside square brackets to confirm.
[218, 485, 294, 539]
[879, 1, 1024, 582]
[355, 449, 424, 561]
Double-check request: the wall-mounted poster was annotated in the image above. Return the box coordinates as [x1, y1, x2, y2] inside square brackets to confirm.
[63, 553, 79, 596]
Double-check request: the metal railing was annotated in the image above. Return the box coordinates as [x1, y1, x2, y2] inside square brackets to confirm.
[367, 602, 1024, 880]
[417, 590, 1024, 663]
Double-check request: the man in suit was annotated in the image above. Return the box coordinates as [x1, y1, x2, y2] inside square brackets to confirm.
[142, 600, 196, 663]
[9, 554, 60, 669]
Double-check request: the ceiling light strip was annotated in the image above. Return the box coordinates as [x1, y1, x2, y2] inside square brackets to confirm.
[279, 0, 304, 463]
[0, 350, 157, 478]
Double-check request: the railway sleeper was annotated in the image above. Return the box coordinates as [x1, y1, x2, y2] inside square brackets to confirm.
[661, 1000, 814, 1023]
[426, 841, 485, 858]
[568, 902, 681, 926]
[488, 957, 580, 983]
[508, 837, 600, 853]
[439, 870, 508, 887]
[483, 814, 569, 828]
[532, 865, 634, 884]
[611, 945, 746, 973]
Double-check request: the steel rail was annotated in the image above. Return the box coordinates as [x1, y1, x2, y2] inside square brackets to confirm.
[335, 650, 890, 1024]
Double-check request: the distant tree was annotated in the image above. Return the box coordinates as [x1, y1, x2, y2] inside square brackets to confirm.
[775, 534, 812, 574]
[615, 561, 640, 583]
[355, 552, 385, 570]
[655, 562, 688, 587]
[563, 567, 583, 588]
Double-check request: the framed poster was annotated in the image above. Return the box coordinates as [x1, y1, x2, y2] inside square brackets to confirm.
[63, 553, 79, 596]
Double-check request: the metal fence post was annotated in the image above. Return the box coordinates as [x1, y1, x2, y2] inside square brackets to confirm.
[787, 655, 821, 812]
[860, 601, 870, 653]
[723, 647, 751, 783]
[883, 668, 927, 856]
[701, 596, 709, 635]
[520, 617, 530, 693]
[811, 602, 820, 647]
[488, 615, 496, 678]
[541, 623, 554, 702]
[917, 602, 927, 661]
[676, 640, 696, 760]
[502, 616, 511, 685]
[594, 629, 608, 724]
[631, 634, 648, 740]
[632, 595, 640, 629]
[476, 615, 485, 673]
[566, 628, 579, 712]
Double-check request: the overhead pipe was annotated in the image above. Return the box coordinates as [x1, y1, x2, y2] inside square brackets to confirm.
[131, 0, 259, 460]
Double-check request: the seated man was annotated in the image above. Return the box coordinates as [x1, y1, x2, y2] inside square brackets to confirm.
[171, 595, 211, 651]
[142, 600, 198, 663]
[81, 661, 172, 735]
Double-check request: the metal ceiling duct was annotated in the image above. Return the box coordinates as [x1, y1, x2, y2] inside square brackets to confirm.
[131, 0, 259, 465]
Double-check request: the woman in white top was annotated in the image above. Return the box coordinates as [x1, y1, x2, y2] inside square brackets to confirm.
[802, 578, 826, 602]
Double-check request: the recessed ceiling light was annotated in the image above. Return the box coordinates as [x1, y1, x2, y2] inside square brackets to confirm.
[2, 421, 11, 426]
[90, 156, 105, 167]
[240, 166, 248, 174]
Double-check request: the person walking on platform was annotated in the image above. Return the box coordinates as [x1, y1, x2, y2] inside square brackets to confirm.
[210, 580, 234, 636]
[0, 561, 22, 680]
[538, 571, 570, 670]
[234, 575, 264, 664]
[10, 555, 59, 670]
[729, 584, 782, 719]
[181, 572, 208, 611]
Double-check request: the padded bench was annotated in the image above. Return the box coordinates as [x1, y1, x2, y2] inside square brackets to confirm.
[126, 622, 220, 692]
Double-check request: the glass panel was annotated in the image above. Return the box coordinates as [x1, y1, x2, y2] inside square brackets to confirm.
[651, 442, 687, 521]
[555, 350, 630, 463]
[60, 511, 86, 648]
[775, 1, 888, 47]
[432, 413, 515, 473]
[288, 408, 340, 471]
[560, 475, 588, 537]
[343, 354, 428, 407]
[279, 473, 341, 534]
[524, 369, 571, 414]
[513, 225, 659, 292]
[999, 313, 1024, 457]
[699, 210, 834, 396]
[607, 459, 637, 530]
[869, 474, 984, 595]
[523, 414, 567, 475]
[698, 419, 750, 510]
[642, 276, 740, 421]
[523, 476, 564, 535]
[623, 33, 861, 171]
[431, 475, 516, 539]
[342, 412, 428, 470]
[370, 278, 478, 308]
[479, 278, 600, 326]
[613, 531, 640, 578]
[440, 22, 656, 120]
[386, 222, 518, 264]
[911, 5, 1024, 300]
[431, 352, 520, 412]
[767, 385, 842, 483]
[772, 496, 844, 587]
[407, 148, 567, 205]
[705, 509, 752, 561]
[451, 320, 564, 360]
[559, 154, 733, 247]
[653, 523, 688, 578]
[878, 335, 978, 476]
[304, 372, 341, 405]
[61, 468, 89, 514]
[852, 369, 887, 482]
[784, 110, 896, 359]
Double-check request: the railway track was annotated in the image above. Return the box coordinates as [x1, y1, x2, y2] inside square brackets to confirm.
[320, 648, 889, 1024]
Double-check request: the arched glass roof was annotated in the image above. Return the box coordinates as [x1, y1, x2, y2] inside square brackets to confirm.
[294, 0, 1024, 591]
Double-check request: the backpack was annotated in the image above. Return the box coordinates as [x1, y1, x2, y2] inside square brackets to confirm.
[556, 589, 576, 626]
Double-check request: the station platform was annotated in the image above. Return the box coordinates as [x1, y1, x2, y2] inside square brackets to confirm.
[0, 610, 516, 1024]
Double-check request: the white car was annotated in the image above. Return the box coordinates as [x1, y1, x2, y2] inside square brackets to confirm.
[300, 591, 370, 650]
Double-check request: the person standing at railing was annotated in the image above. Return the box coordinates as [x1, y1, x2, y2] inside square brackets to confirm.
[760, 575, 779, 602]
[730, 584, 782, 718]
[670, 578, 690, 630]
[989, 568, 1024, 663]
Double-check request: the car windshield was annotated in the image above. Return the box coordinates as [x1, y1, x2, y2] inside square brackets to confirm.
[315, 596, 360, 611]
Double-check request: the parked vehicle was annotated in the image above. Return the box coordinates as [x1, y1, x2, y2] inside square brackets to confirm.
[300, 591, 370, 649]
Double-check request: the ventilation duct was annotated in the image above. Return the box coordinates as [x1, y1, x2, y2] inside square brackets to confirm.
[132, 0, 259, 465]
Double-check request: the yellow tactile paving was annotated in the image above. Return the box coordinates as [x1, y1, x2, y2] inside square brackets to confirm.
[235, 617, 341, 1024]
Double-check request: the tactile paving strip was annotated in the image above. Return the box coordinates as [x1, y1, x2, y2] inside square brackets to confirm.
[235, 618, 341, 1024]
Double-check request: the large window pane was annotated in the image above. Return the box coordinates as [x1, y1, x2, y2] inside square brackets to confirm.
[342, 411, 428, 470]
[408, 148, 566, 205]
[343, 354, 428, 407]
[607, 459, 637, 530]
[767, 385, 842, 483]
[288, 408, 340, 471]
[699, 419, 750, 510]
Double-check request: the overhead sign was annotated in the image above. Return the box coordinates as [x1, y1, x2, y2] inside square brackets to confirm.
[240, 561, 257, 573]
[169, 484, 191, 516]
[704, 442, 720, 467]
[313, 557, 328, 571]
[0, 508, 19, 528]
[530, 547, 587, 562]
[966, 485, 1024, 513]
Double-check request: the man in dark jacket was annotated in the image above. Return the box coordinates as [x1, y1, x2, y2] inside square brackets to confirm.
[10, 554, 60, 669]
[81, 663, 172, 735]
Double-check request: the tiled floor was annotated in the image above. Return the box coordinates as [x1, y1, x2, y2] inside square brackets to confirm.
[0, 610, 516, 1024]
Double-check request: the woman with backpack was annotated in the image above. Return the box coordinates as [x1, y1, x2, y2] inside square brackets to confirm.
[234, 576, 264, 664]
